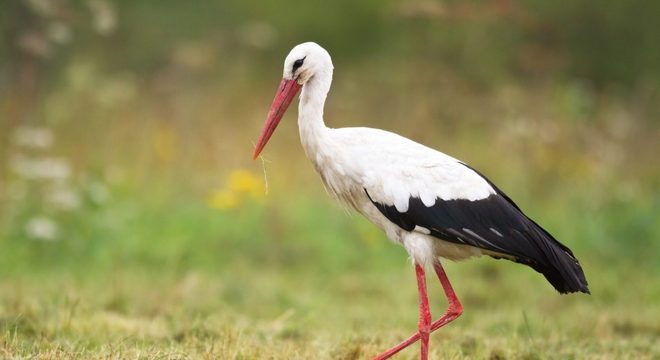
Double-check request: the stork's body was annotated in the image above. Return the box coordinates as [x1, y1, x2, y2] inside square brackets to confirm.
[253, 42, 589, 360]
[304, 125, 495, 264]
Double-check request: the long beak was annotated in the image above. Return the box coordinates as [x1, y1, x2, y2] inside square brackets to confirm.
[252, 78, 301, 159]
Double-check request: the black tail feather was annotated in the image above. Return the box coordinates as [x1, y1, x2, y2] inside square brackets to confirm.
[462, 164, 590, 294]
[507, 222, 590, 294]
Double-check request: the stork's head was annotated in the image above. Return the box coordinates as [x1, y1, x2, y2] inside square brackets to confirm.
[282, 42, 333, 84]
[253, 42, 333, 159]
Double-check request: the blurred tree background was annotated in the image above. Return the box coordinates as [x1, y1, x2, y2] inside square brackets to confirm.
[0, 0, 658, 358]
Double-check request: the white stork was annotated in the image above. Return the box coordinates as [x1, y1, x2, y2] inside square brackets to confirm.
[252, 42, 589, 360]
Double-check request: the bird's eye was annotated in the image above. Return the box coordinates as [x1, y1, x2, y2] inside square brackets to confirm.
[292, 57, 305, 72]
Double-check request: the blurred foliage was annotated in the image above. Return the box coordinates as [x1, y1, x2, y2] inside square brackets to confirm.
[0, 1, 659, 357]
[0, 0, 657, 277]
[0, 0, 658, 288]
[3, 0, 660, 87]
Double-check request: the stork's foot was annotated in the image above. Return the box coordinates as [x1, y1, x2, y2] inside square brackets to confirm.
[372, 261, 463, 360]
[372, 307, 462, 360]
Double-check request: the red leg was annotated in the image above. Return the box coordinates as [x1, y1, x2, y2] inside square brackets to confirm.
[415, 264, 431, 360]
[430, 261, 463, 331]
[373, 260, 463, 360]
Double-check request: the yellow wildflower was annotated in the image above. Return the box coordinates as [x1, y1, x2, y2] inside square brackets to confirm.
[207, 169, 265, 210]
[228, 170, 265, 199]
[207, 189, 239, 210]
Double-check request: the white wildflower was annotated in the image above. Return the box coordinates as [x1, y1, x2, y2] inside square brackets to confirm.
[11, 155, 72, 181]
[48, 185, 81, 210]
[89, 0, 117, 36]
[25, 216, 58, 241]
[12, 126, 54, 149]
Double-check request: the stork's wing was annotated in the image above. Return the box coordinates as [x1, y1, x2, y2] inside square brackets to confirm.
[340, 128, 589, 294]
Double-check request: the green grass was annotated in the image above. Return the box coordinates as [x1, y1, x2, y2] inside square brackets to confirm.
[1, 189, 658, 359]
[1, 267, 657, 359]
[1, 257, 659, 359]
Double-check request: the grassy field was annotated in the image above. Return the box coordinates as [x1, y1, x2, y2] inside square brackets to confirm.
[1, 181, 659, 359]
[1, 265, 658, 359]
[1, 79, 659, 359]
[1, 79, 658, 358]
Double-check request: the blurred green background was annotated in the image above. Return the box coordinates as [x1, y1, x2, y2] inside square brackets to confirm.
[1, 0, 658, 358]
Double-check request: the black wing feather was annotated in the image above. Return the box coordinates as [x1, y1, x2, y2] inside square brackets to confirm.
[365, 165, 589, 294]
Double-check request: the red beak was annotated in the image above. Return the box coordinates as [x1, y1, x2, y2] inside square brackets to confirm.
[252, 78, 301, 159]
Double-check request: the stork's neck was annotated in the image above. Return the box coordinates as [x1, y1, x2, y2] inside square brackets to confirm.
[298, 67, 333, 159]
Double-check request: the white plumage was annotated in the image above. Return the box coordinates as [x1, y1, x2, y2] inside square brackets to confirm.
[252, 42, 589, 360]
